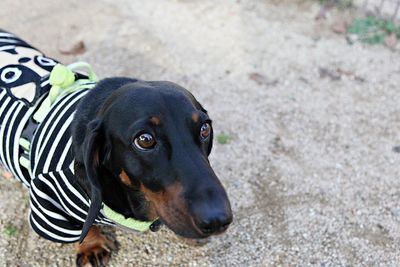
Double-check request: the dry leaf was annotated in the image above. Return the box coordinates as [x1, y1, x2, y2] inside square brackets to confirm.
[249, 72, 267, 85]
[385, 33, 397, 50]
[337, 68, 365, 82]
[59, 40, 86, 55]
[331, 19, 349, 34]
[248, 72, 278, 86]
[319, 67, 341, 80]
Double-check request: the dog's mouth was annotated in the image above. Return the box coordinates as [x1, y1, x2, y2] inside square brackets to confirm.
[161, 217, 230, 239]
[144, 202, 209, 239]
[139, 181, 232, 239]
[157, 214, 211, 239]
[146, 202, 230, 239]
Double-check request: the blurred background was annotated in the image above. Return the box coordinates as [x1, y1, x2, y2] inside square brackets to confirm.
[1, 0, 400, 266]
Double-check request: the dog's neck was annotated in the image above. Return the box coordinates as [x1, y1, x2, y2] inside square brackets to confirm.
[74, 161, 157, 233]
[74, 161, 152, 222]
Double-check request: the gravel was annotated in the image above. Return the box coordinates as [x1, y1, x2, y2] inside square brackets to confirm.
[1, 0, 400, 266]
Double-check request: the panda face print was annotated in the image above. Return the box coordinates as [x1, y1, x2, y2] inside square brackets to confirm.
[34, 55, 57, 72]
[0, 46, 58, 105]
[0, 64, 41, 104]
[0, 64, 41, 87]
[1, 66, 22, 84]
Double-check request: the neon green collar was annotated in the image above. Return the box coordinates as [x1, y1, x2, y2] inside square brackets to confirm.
[102, 204, 156, 232]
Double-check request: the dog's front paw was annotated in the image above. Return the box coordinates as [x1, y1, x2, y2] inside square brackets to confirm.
[75, 226, 119, 267]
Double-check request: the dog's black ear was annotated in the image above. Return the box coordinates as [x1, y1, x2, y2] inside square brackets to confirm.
[79, 119, 104, 243]
[101, 138, 112, 166]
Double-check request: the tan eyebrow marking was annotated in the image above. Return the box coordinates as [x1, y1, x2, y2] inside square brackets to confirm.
[150, 116, 161, 126]
[119, 170, 132, 187]
[192, 112, 200, 123]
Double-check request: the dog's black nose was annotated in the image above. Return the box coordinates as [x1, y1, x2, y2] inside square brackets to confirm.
[197, 213, 232, 235]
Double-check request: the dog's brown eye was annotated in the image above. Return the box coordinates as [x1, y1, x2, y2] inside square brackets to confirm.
[200, 123, 211, 140]
[134, 133, 156, 150]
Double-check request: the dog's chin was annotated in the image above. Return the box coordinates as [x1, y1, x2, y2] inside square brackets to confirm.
[160, 218, 210, 239]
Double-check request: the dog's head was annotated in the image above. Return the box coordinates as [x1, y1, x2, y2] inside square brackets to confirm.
[77, 80, 232, 241]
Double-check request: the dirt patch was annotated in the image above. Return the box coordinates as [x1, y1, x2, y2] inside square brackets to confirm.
[1, 0, 400, 266]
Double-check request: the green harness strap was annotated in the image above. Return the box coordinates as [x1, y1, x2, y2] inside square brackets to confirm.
[19, 62, 97, 174]
[19, 62, 156, 232]
[33, 62, 98, 123]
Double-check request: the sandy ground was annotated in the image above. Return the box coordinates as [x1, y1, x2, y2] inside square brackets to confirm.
[1, 0, 400, 266]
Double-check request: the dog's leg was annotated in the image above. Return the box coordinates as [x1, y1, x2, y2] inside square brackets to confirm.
[75, 225, 119, 267]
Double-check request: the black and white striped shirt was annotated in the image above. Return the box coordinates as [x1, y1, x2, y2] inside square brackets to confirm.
[0, 30, 114, 243]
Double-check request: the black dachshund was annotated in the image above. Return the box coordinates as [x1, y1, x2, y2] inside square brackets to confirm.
[0, 30, 232, 266]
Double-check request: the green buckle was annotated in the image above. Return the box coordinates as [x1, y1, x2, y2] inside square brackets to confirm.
[33, 62, 98, 123]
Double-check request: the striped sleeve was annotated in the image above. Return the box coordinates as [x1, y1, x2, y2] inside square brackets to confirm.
[29, 166, 114, 243]
[29, 170, 84, 243]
